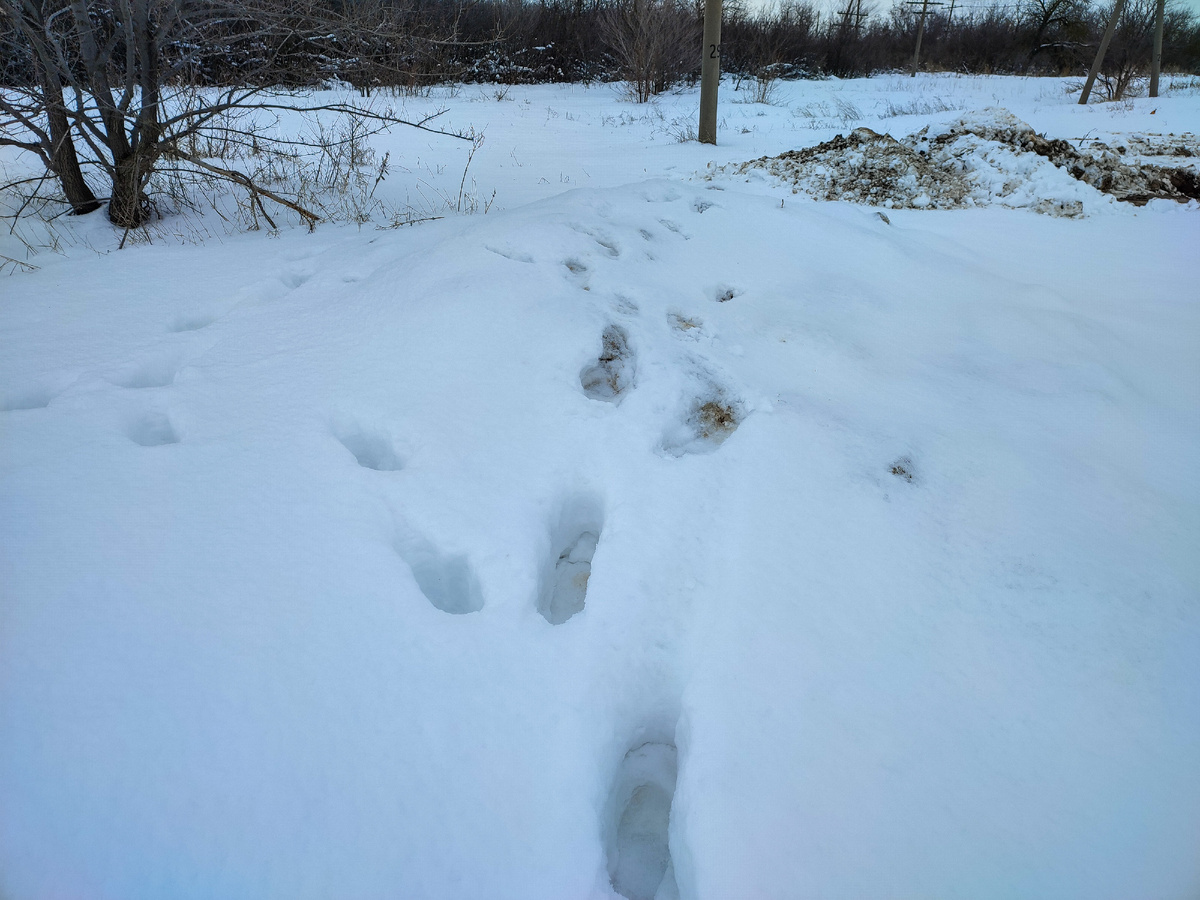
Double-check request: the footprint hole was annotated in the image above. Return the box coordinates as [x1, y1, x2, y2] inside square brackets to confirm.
[334, 423, 404, 471]
[538, 494, 604, 625]
[580, 325, 636, 403]
[605, 741, 680, 900]
[399, 538, 484, 615]
[128, 411, 180, 447]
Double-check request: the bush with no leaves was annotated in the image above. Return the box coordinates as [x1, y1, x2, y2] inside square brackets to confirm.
[600, 0, 699, 103]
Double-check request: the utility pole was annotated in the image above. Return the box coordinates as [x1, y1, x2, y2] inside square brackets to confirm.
[906, 0, 944, 78]
[853, 0, 868, 34]
[1079, 0, 1126, 104]
[1149, 0, 1165, 97]
[699, 0, 723, 144]
[837, 0, 868, 33]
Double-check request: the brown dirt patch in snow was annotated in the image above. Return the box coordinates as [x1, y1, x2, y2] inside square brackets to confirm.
[920, 117, 1200, 205]
[719, 112, 1199, 210]
[727, 128, 972, 209]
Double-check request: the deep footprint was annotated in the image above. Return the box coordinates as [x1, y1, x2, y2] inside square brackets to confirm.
[399, 538, 484, 615]
[663, 390, 743, 457]
[539, 495, 604, 625]
[1, 384, 59, 411]
[580, 325, 635, 403]
[335, 423, 404, 471]
[606, 742, 680, 900]
[539, 530, 598, 624]
[128, 411, 180, 447]
[168, 313, 217, 333]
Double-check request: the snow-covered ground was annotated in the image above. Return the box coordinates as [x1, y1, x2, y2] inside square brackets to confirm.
[2, 75, 1199, 900]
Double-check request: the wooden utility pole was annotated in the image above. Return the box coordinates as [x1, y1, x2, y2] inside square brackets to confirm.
[837, 0, 868, 33]
[1079, 0, 1126, 104]
[699, 0, 723, 144]
[906, 0, 944, 77]
[1149, 0, 1165, 97]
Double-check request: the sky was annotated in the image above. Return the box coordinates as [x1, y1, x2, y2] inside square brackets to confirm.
[799, 0, 1200, 21]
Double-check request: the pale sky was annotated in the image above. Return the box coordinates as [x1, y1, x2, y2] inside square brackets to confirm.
[800, 0, 1200, 22]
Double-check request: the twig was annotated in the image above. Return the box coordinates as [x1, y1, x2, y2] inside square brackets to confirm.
[167, 146, 320, 229]
[0, 253, 40, 272]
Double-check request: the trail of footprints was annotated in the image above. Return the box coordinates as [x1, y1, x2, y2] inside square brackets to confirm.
[4, 203, 923, 900]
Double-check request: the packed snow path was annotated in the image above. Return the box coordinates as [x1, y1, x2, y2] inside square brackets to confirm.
[3, 79, 1200, 900]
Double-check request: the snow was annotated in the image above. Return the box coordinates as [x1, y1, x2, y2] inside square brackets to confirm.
[2, 75, 1199, 900]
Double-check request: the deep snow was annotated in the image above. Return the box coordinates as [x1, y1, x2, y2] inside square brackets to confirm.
[2, 75, 1199, 900]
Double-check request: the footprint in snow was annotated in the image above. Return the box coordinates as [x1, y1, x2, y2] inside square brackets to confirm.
[657, 219, 689, 239]
[569, 225, 621, 259]
[397, 535, 484, 615]
[613, 295, 639, 316]
[605, 740, 681, 900]
[640, 187, 682, 203]
[333, 420, 404, 471]
[128, 410, 180, 447]
[667, 312, 702, 337]
[564, 258, 592, 290]
[594, 236, 621, 258]
[168, 313, 217, 333]
[279, 269, 311, 290]
[661, 387, 743, 457]
[538, 495, 604, 625]
[486, 244, 535, 264]
[889, 455, 917, 483]
[580, 325, 636, 403]
[1, 380, 66, 411]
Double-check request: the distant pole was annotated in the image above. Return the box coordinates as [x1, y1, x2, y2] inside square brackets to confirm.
[909, 0, 935, 77]
[699, 0, 723, 144]
[1149, 0, 1165, 98]
[1079, 0, 1126, 104]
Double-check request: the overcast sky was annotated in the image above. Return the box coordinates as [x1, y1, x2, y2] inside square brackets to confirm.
[801, 0, 1200, 21]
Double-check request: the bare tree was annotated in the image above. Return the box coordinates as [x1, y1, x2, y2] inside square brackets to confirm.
[0, 0, 473, 230]
[600, 0, 698, 102]
[1020, 0, 1089, 69]
[0, 1, 101, 214]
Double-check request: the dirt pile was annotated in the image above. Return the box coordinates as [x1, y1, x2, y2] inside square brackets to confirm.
[911, 110, 1200, 206]
[716, 109, 1199, 214]
[725, 128, 972, 209]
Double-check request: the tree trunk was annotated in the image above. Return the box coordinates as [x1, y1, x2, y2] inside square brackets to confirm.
[42, 84, 101, 215]
[1149, 0, 1165, 98]
[107, 155, 153, 228]
[18, 9, 101, 215]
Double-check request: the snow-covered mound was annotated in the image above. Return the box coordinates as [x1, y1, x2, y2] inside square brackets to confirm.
[3, 174, 1199, 899]
[716, 107, 1200, 215]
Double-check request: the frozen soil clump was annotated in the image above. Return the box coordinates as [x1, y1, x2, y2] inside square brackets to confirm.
[721, 127, 972, 209]
[716, 108, 1200, 213]
[911, 109, 1200, 206]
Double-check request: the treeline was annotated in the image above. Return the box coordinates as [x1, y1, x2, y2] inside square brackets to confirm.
[2, 0, 1198, 95]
